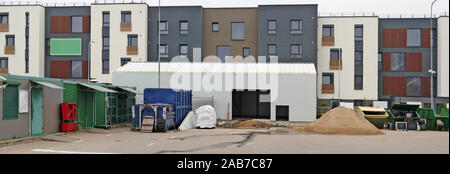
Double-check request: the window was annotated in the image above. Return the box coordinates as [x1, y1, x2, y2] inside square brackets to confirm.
[121, 12, 131, 23]
[231, 22, 245, 40]
[102, 37, 110, 50]
[378, 53, 382, 71]
[267, 44, 277, 56]
[71, 60, 82, 78]
[0, 14, 8, 24]
[407, 77, 421, 96]
[330, 49, 341, 61]
[71, 16, 83, 33]
[102, 60, 109, 74]
[217, 46, 230, 62]
[323, 25, 334, 37]
[0, 58, 7, 68]
[322, 73, 334, 85]
[159, 44, 168, 58]
[3, 84, 19, 120]
[391, 53, 405, 71]
[290, 20, 303, 34]
[121, 58, 131, 66]
[103, 12, 110, 27]
[179, 44, 188, 56]
[407, 29, 421, 47]
[290, 44, 303, 58]
[127, 35, 138, 46]
[355, 52, 363, 74]
[212, 22, 219, 32]
[268, 20, 277, 34]
[25, 12, 29, 26]
[355, 25, 363, 41]
[180, 21, 188, 35]
[159, 21, 168, 34]
[6, 35, 14, 46]
[355, 75, 363, 90]
[243, 47, 250, 57]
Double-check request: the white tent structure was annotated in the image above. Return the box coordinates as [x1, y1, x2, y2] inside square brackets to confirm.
[112, 62, 317, 122]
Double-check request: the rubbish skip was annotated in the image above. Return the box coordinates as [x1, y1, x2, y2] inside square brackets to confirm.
[354, 106, 389, 129]
[195, 105, 217, 129]
[387, 104, 425, 131]
[418, 108, 449, 131]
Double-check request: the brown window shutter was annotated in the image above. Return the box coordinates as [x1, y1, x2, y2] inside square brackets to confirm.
[382, 52, 391, 71]
[50, 60, 70, 78]
[422, 77, 430, 97]
[405, 52, 422, 72]
[82, 60, 89, 78]
[422, 28, 431, 48]
[383, 76, 407, 96]
[83, 16, 90, 33]
[51, 16, 71, 33]
[383, 28, 407, 47]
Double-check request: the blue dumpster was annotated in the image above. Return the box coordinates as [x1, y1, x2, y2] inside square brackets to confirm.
[143, 88, 192, 128]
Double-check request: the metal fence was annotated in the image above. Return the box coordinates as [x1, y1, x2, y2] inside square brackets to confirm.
[319, 12, 449, 18]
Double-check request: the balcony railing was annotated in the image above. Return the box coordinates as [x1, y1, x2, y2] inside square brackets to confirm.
[127, 46, 138, 55]
[329, 60, 342, 70]
[0, 23, 9, 32]
[4, 45, 15, 55]
[322, 84, 335, 94]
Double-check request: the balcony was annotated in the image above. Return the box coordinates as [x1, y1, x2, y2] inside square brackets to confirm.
[322, 84, 335, 94]
[0, 23, 8, 32]
[4, 45, 15, 55]
[322, 36, 335, 46]
[127, 46, 138, 55]
[329, 60, 342, 70]
[120, 22, 131, 31]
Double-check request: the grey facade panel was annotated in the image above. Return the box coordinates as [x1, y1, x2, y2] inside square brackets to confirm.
[148, 6, 203, 62]
[44, 7, 91, 78]
[0, 79, 30, 140]
[258, 5, 318, 65]
[378, 18, 438, 100]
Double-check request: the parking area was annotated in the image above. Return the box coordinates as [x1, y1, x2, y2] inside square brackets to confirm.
[0, 127, 448, 154]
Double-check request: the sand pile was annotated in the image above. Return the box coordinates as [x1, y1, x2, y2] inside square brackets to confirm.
[234, 120, 272, 128]
[297, 107, 383, 135]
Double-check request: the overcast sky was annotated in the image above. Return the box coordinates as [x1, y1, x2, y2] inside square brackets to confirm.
[8, 0, 450, 15]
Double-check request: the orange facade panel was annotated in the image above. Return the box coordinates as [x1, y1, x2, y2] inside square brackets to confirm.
[405, 52, 422, 72]
[83, 16, 90, 33]
[0, 23, 9, 32]
[121, 22, 132, 31]
[383, 76, 407, 96]
[50, 60, 70, 78]
[50, 16, 71, 33]
[322, 36, 335, 46]
[4, 45, 15, 55]
[0, 68, 8, 74]
[421, 28, 431, 48]
[329, 60, 342, 70]
[383, 28, 407, 47]
[422, 77, 430, 97]
[82, 60, 88, 79]
[322, 84, 335, 94]
[382, 52, 391, 72]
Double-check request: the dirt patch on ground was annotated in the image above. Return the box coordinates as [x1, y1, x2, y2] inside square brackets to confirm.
[233, 120, 272, 129]
[296, 107, 383, 135]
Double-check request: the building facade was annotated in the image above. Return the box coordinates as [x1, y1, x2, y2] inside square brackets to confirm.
[378, 18, 448, 109]
[437, 16, 449, 99]
[202, 8, 259, 62]
[90, 3, 148, 84]
[45, 6, 91, 81]
[148, 6, 203, 62]
[0, 5, 45, 77]
[258, 5, 318, 65]
[317, 16, 379, 108]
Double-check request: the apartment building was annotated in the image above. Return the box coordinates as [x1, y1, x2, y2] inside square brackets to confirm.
[258, 5, 317, 64]
[202, 8, 259, 62]
[45, 6, 91, 81]
[0, 5, 45, 77]
[90, 3, 148, 84]
[317, 16, 379, 108]
[148, 6, 203, 62]
[437, 16, 449, 99]
[378, 18, 448, 109]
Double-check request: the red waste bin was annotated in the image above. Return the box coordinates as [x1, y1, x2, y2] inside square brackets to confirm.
[61, 103, 77, 132]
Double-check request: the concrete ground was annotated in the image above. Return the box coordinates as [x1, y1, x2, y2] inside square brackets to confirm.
[0, 127, 448, 154]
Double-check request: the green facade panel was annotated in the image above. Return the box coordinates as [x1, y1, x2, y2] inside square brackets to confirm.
[50, 38, 82, 56]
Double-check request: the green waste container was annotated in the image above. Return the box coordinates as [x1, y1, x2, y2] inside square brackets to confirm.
[437, 108, 449, 131]
[417, 108, 449, 131]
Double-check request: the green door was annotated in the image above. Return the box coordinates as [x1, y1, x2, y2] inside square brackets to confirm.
[77, 91, 95, 129]
[31, 88, 43, 135]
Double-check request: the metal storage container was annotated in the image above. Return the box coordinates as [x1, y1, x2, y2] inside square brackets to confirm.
[143, 88, 192, 128]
